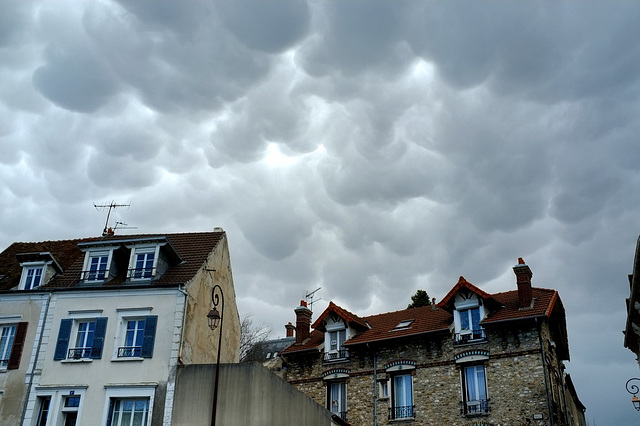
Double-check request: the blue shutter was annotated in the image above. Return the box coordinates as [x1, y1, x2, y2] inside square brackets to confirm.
[141, 315, 157, 358]
[54, 319, 73, 360]
[90, 317, 108, 359]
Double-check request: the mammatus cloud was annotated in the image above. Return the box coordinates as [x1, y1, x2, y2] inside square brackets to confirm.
[2, 1, 640, 424]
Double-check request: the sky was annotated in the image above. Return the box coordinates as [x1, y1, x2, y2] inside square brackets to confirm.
[1, 0, 639, 424]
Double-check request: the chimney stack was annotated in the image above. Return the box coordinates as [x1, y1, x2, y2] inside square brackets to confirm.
[513, 257, 533, 309]
[285, 322, 295, 338]
[294, 300, 312, 344]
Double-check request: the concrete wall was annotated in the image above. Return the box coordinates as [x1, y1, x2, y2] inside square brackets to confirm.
[172, 363, 334, 426]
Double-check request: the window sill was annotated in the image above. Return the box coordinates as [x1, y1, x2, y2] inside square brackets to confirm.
[61, 359, 93, 364]
[111, 357, 144, 362]
[453, 339, 488, 347]
[389, 417, 415, 423]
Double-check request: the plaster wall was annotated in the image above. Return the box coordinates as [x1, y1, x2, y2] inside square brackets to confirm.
[181, 234, 241, 364]
[0, 293, 47, 426]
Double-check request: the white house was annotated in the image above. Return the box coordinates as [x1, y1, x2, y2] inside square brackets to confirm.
[0, 229, 240, 426]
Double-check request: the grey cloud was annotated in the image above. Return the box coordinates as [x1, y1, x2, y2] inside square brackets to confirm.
[217, 0, 310, 53]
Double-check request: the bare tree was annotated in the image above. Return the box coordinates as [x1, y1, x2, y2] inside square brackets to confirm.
[240, 314, 272, 363]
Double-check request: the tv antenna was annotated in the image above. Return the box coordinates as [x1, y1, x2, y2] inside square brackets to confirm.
[305, 287, 322, 311]
[114, 221, 137, 232]
[94, 201, 130, 236]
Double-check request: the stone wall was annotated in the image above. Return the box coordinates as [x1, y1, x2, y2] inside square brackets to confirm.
[285, 321, 567, 426]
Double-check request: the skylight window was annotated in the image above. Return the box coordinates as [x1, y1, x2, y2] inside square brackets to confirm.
[392, 320, 414, 331]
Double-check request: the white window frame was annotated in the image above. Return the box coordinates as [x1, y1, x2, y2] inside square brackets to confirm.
[19, 262, 47, 290]
[81, 249, 115, 282]
[377, 378, 389, 399]
[462, 364, 489, 415]
[63, 310, 103, 362]
[30, 387, 87, 426]
[102, 385, 156, 426]
[391, 372, 414, 419]
[453, 295, 486, 342]
[113, 308, 152, 360]
[327, 380, 347, 418]
[0, 323, 17, 370]
[127, 245, 160, 281]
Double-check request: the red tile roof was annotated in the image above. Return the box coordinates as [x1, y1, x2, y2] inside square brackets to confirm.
[437, 276, 498, 311]
[311, 301, 369, 331]
[0, 231, 224, 291]
[282, 285, 566, 355]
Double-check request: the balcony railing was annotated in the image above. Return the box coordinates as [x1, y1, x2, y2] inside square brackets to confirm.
[323, 349, 349, 363]
[389, 405, 414, 420]
[117, 346, 142, 357]
[81, 269, 108, 281]
[0, 358, 9, 368]
[127, 267, 155, 280]
[454, 328, 486, 345]
[67, 347, 92, 359]
[461, 399, 490, 416]
[333, 411, 347, 421]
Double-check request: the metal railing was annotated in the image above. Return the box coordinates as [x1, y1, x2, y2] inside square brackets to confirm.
[454, 328, 486, 344]
[67, 347, 92, 359]
[333, 411, 347, 421]
[81, 269, 108, 281]
[0, 358, 9, 368]
[117, 346, 142, 357]
[323, 349, 350, 363]
[389, 405, 414, 419]
[461, 399, 490, 415]
[127, 267, 155, 280]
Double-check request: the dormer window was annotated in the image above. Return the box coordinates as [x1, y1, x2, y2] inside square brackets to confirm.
[324, 315, 349, 363]
[128, 246, 158, 280]
[82, 250, 115, 282]
[16, 252, 62, 290]
[453, 291, 486, 344]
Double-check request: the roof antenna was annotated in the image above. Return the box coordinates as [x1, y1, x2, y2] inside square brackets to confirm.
[114, 221, 137, 232]
[305, 287, 322, 312]
[94, 201, 130, 236]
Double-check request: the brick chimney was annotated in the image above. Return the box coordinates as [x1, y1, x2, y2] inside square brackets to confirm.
[294, 300, 312, 344]
[285, 322, 295, 338]
[513, 258, 533, 309]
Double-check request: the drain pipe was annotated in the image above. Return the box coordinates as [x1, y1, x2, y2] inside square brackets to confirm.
[536, 318, 554, 426]
[20, 292, 52, 425]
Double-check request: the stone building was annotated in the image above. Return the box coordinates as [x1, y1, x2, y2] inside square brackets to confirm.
[0, 229, 241, 426]
[624, 235, 640, 369]
[281, 259, 586, 426]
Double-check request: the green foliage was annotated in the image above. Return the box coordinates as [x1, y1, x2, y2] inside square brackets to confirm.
[408, 289, 431, 309]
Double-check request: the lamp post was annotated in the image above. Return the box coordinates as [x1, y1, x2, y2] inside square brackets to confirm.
[626, 378, 640, 412]
[207, 283, 224, 426]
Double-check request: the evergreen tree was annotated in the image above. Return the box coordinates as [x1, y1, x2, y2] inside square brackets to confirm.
[407, 289, 431, 309]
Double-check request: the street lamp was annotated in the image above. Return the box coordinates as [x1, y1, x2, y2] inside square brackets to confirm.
[626, 378, 640, 412]
[207, 281, 224, 426]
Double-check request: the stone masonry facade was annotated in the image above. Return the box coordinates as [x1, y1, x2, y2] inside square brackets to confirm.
[286, 323, 557, 426]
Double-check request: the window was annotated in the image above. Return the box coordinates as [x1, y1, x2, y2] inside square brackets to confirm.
[108, 398, 150, 426]
[35, 396, 51, 426]
[54, 318, 108, 360]
[22, 265, 44, 289]
[324, 328, 348, 362]
[84, 251, 110, 281]
[0, 322, 27, 370]
[327, 381, 347, 420]
[462, 365, 489, 415]
[116, 315, 157, 359]
[392, 320, 414, 331]
[62, 395, 80, 426]
[378, 379, 389, 399]
[129, 248, 156, 280]
[390, 373, 414, 419]
[0, 325, 16, 369]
